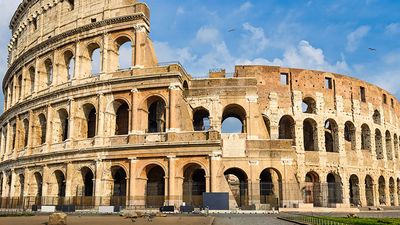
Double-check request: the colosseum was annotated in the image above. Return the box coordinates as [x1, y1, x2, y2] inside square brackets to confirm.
[0, 0, 399, 212]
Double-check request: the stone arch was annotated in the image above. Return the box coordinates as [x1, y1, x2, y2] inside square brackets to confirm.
[22, 119, 29, 148]
[63, 50, 75, 81]
[327, 173, 343, 205]
[51, 170, 66, 197]
[221, 104, 247, 133]
[397, 178, 400, 206]
[325, 119, 339, 153]
[389, 177, 395, 206]
[303, 118, 318, 151]
[278, 115, 295, 143]
[365, 175, 374, 206]
[104, 99, 131, 136]
[115, 36, 133, 70]
[81, 167, 94, 197]
[259, 168, 282, 208]
[144, 164, 166, 208]
[304, 171, 321, 207]
[373, 110, 381, 125]
[28, 66, 35, 93]
[193, 107, 210, 131]
[37, 113, 47, 146]
[183, 80, 189, 90]
[18, 174, 25, 198]
[344, 121, 356, 151]
[44, 58, 53, 85]
[82, 103, 97, 138]
[375, 129, 383, 160]
[182, 163, 206, 207]
[144, 96, 167, 133]
[111, 166, 127, 197]
[361, 124, 371, 151]
[17, 74, 22, 100]
[54, 108, 69, 143]
[386, 131, 393, 160]
[378, 176, 386, 205]
[349, 174, 360, 206]
[224, 167, 248, 207]
[87, 42, 102, 75]
[302, 97, 317, 114]
[32, 172, 43, 198]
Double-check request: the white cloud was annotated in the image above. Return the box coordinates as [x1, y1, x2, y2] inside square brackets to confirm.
[385, 23, 400, 34]
[346, 25, 370, 52]
[195, 26, 221, 44]
[238, 2, 253, 12]
[242, 23, 269, 54]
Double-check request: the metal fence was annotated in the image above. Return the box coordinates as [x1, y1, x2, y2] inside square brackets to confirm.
[280, 214, 350, 225]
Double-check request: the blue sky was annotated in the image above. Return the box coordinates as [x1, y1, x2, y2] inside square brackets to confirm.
[1, 0, 400, 111]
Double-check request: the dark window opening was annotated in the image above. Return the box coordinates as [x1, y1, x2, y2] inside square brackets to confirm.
[383, 94, 387, 104]
[360, 87, 366, 102]
[302, 97, 317, 114]
[193, 108, 210, 131]
[325, 77, 333, 89]
[280, 73, 289, 85]
[115, 102, 129, 135]
[147, 98, 166, 133]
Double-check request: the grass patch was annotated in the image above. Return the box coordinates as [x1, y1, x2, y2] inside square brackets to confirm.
[320, 217, 400, 225]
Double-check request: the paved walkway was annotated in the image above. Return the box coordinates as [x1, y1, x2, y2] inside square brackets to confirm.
[0, 215, 215, 225]
[213, 214, 295, 225]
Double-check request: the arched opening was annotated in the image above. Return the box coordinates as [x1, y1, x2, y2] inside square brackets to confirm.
[23, 119, 29, 148]
[344, 121, 356, 151]
[83, 104, 96, 138]
[378, 176, 386, 205]
[193, 107, 210, 131]
[88, 43, 101, 75]
[34, 172, 43, 198]
[55, 109, 69, 143]
[361, 124, 371, 151]
[115, 101, 129, 135]
[304, 172, 321, 207]
[349, 175, 360, 206]
[145, 165, 165, 208]
[81, 167, 94, 197]
[224, 168, 248, 208]
[0, 173, 3, 198]
[278, 115, 295, 144]
[325, 119, 339, 152]
[29, 67, 35, 93]
[394, 134, 399, 158]
[389, 177, 395, 206]
[116, 37, 132, 70]
[221, 104, 246, 133]
[327, 173, 343, 205]
[19, 174, 25, 199]
[302, 97, 317, 114]
[183, 81, 189, 90]
[260, 168, 282, 209]
[263, 116, 271, 139]
[375, 129, 383, 160]
[111, 166, 127, 207]
[365, 175, 374, 206]
[386, 131, 393, 160]
[182, 164, 206, 207]
[11, 123, 16, 150]
[64, 51, 75, 81]
[38, 114, 47, 145]
[67, 0, 74, 10]
[373, 110, 381, 125]
[17, 75, 22, 100]
[147, 97, 166, 133]
[303, 118, 318, 151]
[54, 170, 66, 197]
[44, 59, 53, 85]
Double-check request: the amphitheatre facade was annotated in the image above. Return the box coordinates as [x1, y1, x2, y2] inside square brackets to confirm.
[0, 0, 399, 211]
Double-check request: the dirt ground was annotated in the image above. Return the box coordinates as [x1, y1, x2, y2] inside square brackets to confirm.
[0, 215, 215, 225]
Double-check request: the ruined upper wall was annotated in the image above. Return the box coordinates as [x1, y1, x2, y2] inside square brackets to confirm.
[8, 0, 148, 65]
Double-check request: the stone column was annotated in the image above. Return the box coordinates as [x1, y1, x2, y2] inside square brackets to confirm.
[246, 95, 259, 140]
[96, 93, 105, 145]
[9, 169, 16, 197]
[249, 160, 260, 205]
[23, 168, 30, 198]
[65, 163, 74, 198]
[0, 171, 5, 197]
[385, 177, 391, 206]
[209, 152, 222, 192]
[133, 24, 147, 67]
[45, 105, 53, 152]
[68, 98, 76, 142]
[94, 159, 104, 206]
[374, 183, 380, 206]
[168, 155, 177, 206]
[342, 174, 350, 206]
[128, 157, 137, 206]
[27, 111, 34, 155]
[359, 180, 367, 207]
[168, 85, 180, 132]
[130, 89, 139, 133]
